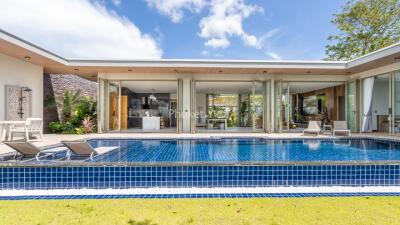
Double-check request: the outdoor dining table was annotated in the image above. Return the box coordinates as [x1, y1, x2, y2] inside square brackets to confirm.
[0, 121, 26, 143]
[206, 118, 227, 130]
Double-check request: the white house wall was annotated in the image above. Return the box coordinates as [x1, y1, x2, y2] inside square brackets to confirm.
[182, 79, 192, 132]
[0, 52, 43, 121]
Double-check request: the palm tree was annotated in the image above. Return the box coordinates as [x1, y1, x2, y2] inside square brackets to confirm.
[62, 90, 81, 122]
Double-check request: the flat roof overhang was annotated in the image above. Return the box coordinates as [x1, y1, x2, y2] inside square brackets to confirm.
[58, 59, 348, 76]
[1, 29, 400, 78]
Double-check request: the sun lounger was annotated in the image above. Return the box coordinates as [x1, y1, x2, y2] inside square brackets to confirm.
[61, 140, 117, 160]
[4, 141, 67, 161]
[303, 121, 321, 136]
[333, 121, 351, 136]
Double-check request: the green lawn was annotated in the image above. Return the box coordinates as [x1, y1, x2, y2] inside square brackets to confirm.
[1, 197, 400, 225]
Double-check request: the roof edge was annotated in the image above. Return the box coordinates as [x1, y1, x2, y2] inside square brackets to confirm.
[0, 29, 68, 65]
[347, 42, 400, 68]
[1, 29, 400, 71]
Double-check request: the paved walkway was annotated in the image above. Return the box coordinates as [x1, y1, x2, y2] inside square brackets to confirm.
[1, 132, 400, 155]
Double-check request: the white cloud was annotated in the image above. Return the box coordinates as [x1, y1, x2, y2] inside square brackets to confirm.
[258, 28, 280, 46]
[242, 34, 258, 47]
[199, 0, 262, 49]
[147, 0, 262, 49]
[266, 52, 281, 60]
[205, 38, 230, 48]
[146, 0, 206, 23]
[0, 0, 162, 59]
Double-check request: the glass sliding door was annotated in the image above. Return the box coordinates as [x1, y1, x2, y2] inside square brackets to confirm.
[190, 80, 196, 133]
[361, 74, 394, 133]
[118, 81, 178, 133]
[393, 71, 400, 133]
[346, 81, 357, 132]
[251, 81, 264, 132]
[103, 80, 181, 133]
[195, 81, 263, 132]
[264, 81, 271, 133]
[108, 81, 120, 131]
[274, 80, 282, 132]
[283, 83, 290, 131]
[274, 80, 289, 132]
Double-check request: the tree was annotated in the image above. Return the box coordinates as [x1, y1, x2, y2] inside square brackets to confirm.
[61, 90, 81, 122]
[325, 0, 400, 60]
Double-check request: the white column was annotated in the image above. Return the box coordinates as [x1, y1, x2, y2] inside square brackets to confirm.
[182, 78, 192, 133]
[270, 79, 275, 133]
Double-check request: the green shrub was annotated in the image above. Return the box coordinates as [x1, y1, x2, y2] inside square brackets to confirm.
[74, 126, 85, 135]
[75, 96, 97, 121]
[49, 121, 63, 133]
[49, 121, 75, 133]
[48, 90, 97, 134]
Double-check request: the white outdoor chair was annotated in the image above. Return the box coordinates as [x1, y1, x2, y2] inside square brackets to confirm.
[10, 118, 43, 141]
[333, 121, 351, 136]
[303, 121, 321, 136]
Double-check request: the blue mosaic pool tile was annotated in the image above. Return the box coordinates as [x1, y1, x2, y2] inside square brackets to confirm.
[1, 164, 400, 190]
[1, 192, 400, 200]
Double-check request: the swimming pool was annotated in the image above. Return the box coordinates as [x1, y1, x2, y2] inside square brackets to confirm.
[88, 138, 400, 163]
[1, 137, 400, 190]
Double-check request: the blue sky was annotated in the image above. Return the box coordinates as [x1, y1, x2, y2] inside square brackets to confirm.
[0, 0, 347, 60]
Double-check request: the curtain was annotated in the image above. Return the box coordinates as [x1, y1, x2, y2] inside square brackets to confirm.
[362, 77, 374, 132]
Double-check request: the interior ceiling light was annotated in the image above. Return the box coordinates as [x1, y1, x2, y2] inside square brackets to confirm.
[24, 56, 31, 60]
[149, 89, 157, 101]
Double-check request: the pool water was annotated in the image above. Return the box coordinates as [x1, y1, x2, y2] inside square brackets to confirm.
[2, 138, 400, 190]
[88, 138, 400, 163]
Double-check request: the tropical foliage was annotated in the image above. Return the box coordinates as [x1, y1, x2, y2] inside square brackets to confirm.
[326, 0, 400, 60]
[49, 90, 97, 134]
[61, 90, 81, 122]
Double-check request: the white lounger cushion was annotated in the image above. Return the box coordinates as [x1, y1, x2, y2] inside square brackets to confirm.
[62, 141, 118, 160]
[94, 146, 119, 155]
[303, 121, 321, 136]
[333, 121, 351, 136]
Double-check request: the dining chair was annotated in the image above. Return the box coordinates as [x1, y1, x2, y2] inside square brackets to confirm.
[10, 118, 43, 141]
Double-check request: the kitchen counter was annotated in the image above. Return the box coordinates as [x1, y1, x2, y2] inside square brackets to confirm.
[142, 117, 160, 130]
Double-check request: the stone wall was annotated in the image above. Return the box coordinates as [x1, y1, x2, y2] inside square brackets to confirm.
[43, 74, 97, 133]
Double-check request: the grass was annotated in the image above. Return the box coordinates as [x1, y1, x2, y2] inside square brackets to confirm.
[1, 197, 400, 225]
